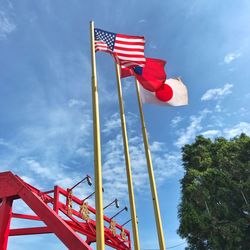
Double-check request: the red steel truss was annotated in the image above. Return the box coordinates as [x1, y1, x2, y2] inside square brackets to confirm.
[0, 171, 131, 250]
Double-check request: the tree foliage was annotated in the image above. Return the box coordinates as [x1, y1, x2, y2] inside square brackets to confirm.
[178, 133, 250, 250]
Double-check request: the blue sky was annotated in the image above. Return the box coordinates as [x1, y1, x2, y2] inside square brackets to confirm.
[1, 0, 250, 249]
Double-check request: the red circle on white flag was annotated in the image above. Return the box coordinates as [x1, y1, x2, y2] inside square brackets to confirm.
[155, 84, 173, 102]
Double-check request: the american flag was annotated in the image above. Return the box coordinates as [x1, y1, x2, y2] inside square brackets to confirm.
[94, 28, 146, 68]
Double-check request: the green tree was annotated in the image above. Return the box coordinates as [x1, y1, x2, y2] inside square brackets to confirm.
[178, 133, 250, 250]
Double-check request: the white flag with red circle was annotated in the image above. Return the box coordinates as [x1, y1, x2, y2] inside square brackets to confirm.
[139, 78, 188, 106]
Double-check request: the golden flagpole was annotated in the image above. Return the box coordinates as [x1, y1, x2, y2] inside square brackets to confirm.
[115, 63, 141, 250]
[90, 20, 105, 250]
[135, 79, 166, 250]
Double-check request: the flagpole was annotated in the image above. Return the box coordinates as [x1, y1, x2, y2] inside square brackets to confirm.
[135, 79, 166, 250]
[115, 63, 141, 250]
[90, 20, 105, 250]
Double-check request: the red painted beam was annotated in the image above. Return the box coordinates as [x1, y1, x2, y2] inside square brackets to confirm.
[0, 172, 22, 198]
[9, 226, 52, 236]
[0, 197, 13, 250]
[55, 186, 130, 234]
[0, 172, 92, 250]
[12, 213, 41, 221]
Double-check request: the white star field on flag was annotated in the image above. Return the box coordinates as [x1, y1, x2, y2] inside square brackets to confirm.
[94, 29, 116, 50]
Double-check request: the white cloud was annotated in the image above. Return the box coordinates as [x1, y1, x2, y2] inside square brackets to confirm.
[20, 175, 37, 186]
[224, 51, 241, 64]
[175, 109, 211, 148]
[0, 11, 16, 39]
[12, 199, 35, 216]
[75, 146, 92, 159]
[150, 141, 166, 152]
[138, 19, 146, 23]
[101, 112, 182, 202]
[171, 116, 183, 127]
[215, 104, 222, 112]
[201, 121, 250, 140]
[122, 77, 134, 95]
[245, 92, 250, 99]
[22, 158, 52, 179]
[0, 138, 12, 147]
[102, 112, 137, 135]
[201, 83, 233, 101]
[238, 107, 249, 117]
[149, 42, 157, 50]
[68, 99, 86, 108]
[201, 122, 250, 140]
[154, 152, 182, 183]
[102, 113, 121, 135]
[223, 122, 250, 138]
[0, 103, 93, 188]
[20, 157, 93, 202]
[239, 107, 247, 113]
[102, 132, 182, 204]
[201, 129, 221, 138]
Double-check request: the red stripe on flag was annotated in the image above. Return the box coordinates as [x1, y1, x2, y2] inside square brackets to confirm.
[116, 34, 144, 40]
[114, 47, 144, 52]
[115, 53, 145, 58]
[115, 41, 145, 46]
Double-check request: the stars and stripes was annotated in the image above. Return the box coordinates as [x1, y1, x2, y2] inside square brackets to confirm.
[94, 28, 146, 68]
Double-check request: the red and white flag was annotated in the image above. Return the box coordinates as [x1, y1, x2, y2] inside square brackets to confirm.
[121, 58, 167, 91]
[139, 78, 188, 106]
[94, 28, 146, 68]
[121, 58, 188, 106]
